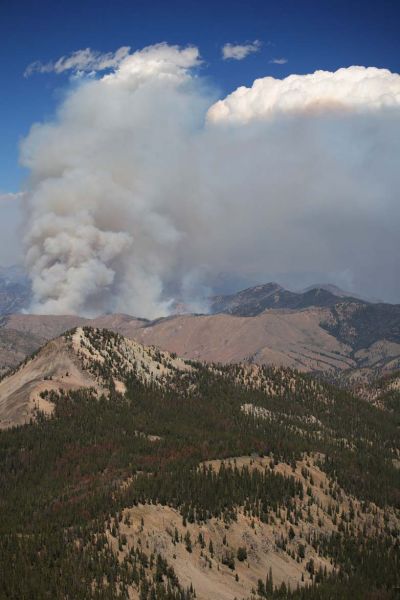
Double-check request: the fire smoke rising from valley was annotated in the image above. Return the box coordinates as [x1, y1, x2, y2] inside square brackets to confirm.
[21, 44, 400, 317]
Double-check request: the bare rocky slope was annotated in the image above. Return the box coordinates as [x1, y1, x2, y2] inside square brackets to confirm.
[0, 326, 190, 429]
[112, 454, 399, 600]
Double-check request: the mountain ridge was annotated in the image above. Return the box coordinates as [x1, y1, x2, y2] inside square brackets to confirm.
[0, 326, 191, 429]
[1, 281, 400, 381]
[209, 282, 367, 316]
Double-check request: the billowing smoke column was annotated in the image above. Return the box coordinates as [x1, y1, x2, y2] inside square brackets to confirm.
[21, 44, 400, 317]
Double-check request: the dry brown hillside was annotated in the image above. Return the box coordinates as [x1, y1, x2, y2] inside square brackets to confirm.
[1, 306, 400, 379]
[108, 454, 400, 600]
[0, 326, 190, 429]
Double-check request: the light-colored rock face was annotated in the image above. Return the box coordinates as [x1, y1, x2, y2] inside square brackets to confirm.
[0, 326, 192, 430]
[72, 326, 191, 383]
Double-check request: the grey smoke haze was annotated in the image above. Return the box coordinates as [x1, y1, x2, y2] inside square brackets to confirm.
[0, 193, 23, 266]
[20, 45, 400, 317]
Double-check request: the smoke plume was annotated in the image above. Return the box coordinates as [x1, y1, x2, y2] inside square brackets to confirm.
[21, 45, 400, 317]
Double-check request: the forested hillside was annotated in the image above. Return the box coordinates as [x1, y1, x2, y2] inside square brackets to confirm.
[0, 328, 399, 599]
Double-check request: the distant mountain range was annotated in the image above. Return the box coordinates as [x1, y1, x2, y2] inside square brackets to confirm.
[0, 274, 370, 318]
[209, 282, 365, 316]
[0, 266, 31, 315]
[0, 282, 399, 380]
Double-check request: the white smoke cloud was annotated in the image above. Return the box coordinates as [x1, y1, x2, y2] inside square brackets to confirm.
[22, 44, 205, 317]
[269, 57, 288, 65]
[24, 46, 131, 77]
[222, 41, 261, 61]
[21, 50, 400, 317]
[0, 192, 25, 203]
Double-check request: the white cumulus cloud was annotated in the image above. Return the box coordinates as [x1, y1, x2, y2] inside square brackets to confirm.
[207, 66, 400, 124]
[222, 40, 261, 61]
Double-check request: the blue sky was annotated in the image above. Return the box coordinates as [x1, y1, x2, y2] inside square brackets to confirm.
[1, 0, 400, 192]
